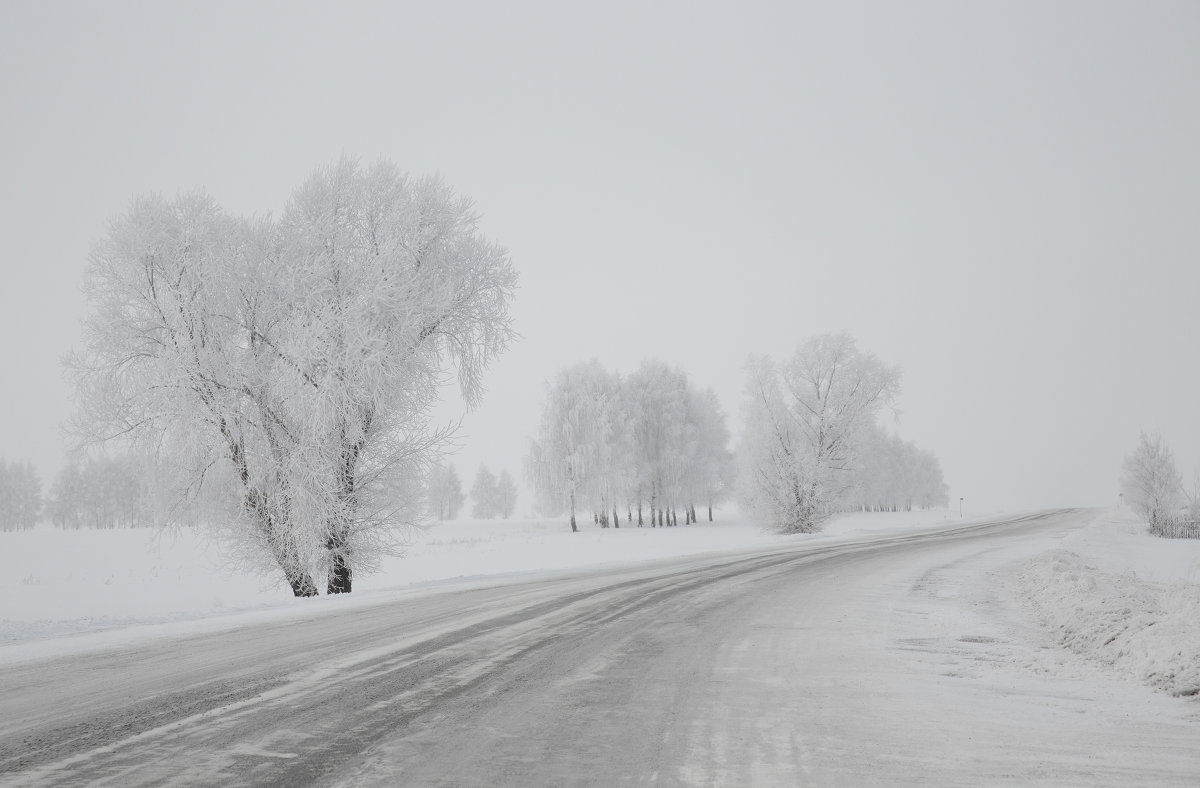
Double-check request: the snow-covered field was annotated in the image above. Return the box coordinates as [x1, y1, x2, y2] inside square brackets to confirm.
[1018, 509, 1200, 696]
[0, 510, 956, 648]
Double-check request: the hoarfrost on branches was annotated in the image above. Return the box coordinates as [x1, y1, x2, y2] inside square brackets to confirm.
[1120, 432, 1184, 534]
[738, 332, 901, 533]
[70, 157, 517, 596]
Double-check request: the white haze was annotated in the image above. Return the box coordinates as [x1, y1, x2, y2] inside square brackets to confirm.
[1, 1, 1198, 514]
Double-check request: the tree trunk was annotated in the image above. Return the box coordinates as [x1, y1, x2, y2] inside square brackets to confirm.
[613, 507, 620, 528]
[287, 570, 319, 597]
[327, 538, 352, 594]
[245, 488, 317, 597]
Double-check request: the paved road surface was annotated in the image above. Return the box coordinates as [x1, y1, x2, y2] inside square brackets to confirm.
[2, 509, 1198, 785]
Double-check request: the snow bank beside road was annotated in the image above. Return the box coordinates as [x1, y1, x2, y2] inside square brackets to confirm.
[1019, 512, 1200, 697]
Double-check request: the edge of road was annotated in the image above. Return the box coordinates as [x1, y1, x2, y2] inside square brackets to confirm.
[0, 508, 1094, 668]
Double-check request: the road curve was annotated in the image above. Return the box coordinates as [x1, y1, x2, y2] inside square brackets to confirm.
[2, 509, 1198, 786]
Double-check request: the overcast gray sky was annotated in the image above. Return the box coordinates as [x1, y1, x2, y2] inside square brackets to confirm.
[2, 0, 1198, 514]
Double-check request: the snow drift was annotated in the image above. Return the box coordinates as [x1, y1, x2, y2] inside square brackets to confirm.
[1020, 546, 1200, 697]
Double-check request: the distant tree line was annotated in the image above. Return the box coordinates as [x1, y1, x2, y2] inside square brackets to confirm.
[849, 423, 949, 512]
[0, 459, 42, 531]
[426, 462, 466, 520]
[471, 466, 517, 519]
[525, 359, 735, 532]
[424, 462, 518, 520]
[519, 334, 948, 536]
[47, 455, 154, 530]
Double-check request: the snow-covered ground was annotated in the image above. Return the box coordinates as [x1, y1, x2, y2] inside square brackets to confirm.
[0, 510, 957, 648]
[8, 505, 1197, 703]
[1018, 509, 1200, 696]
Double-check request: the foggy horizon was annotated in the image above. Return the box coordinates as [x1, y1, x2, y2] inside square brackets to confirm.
[3, 1, 1199, 514]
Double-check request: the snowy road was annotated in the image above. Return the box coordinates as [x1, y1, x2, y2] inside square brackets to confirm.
[2, 509, 1199, 786]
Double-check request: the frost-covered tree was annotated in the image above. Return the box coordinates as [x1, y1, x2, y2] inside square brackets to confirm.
[687, 387, 735, 522]
[496, 469, 518, 519]
[71, 157, 517, 595]
[625, 360, 693, 527]
[426, 462, 465, 521]
[1120, 432, 1183, 532]
[739, 333, 901, 533]
[526, 361, 626, 531]
[46, 462, 85, 530]
[0, 460, 42, 531]
[471, 465, 499, 519]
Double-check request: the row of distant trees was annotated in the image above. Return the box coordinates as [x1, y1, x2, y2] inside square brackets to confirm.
[848, 424, 949, 512]
[0, 455, 159, 531]
[7, 340, 946, 539]
[1120, 433, 1199, 538]
[0, 459, 42, 531]
[46, 456, 154, 530]
[525, 359, 736, 531]
[4, 453, 524, 531]
[425, 463, 518, 520]
[525, 334, 949, 534]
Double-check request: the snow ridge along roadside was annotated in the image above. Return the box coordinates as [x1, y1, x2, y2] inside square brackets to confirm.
[1018, 511, 1200, 697]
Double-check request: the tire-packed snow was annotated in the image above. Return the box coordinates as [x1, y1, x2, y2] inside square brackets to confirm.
[1020, 548, 1200, 697]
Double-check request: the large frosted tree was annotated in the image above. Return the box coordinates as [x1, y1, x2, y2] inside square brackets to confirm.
[739, 333, 901, 533]
[71, 157, 517, 595]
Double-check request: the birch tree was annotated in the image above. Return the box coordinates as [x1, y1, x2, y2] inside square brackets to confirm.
[496, 469, 518, 519]
[426, 462, 464, 520]
[1120, 432, 1183, 532]
[689, 388, 735, 522]
[525, 361, 622, 531]
[71, 157, 516, 595]
[626, 361, 692, 526]
[739, 333, 901, 532]
[471, 465, 499, 519]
